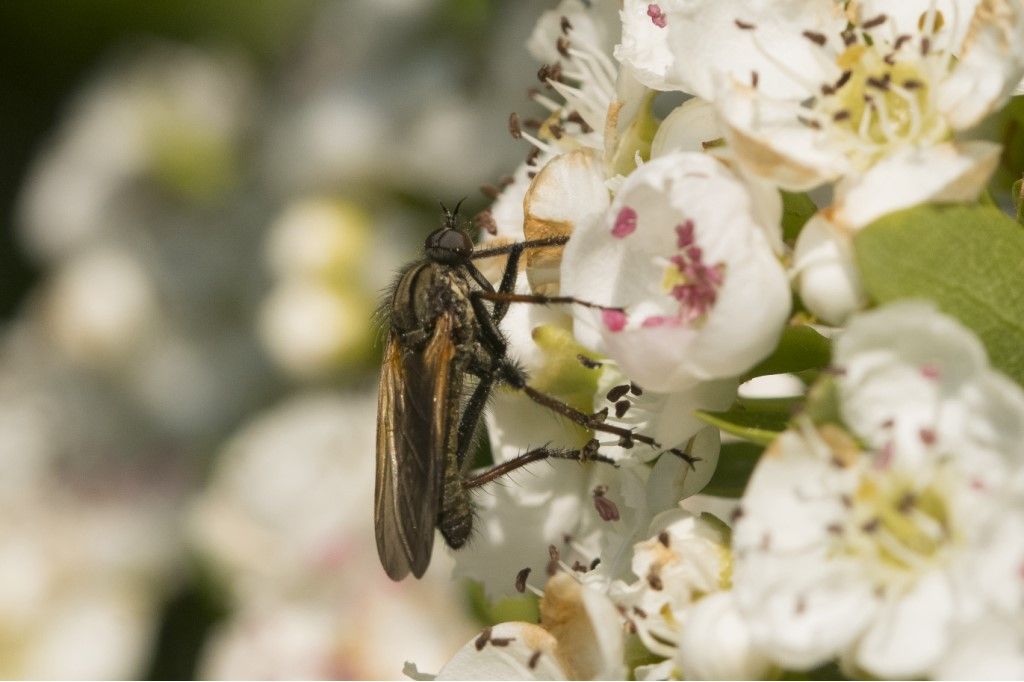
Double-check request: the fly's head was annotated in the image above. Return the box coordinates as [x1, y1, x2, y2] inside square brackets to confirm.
[426, 200, 473, 265]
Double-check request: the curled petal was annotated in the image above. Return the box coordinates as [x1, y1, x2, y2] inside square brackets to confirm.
[792, 214, 866, 326]
[436, 622, 566, 680]
[939, 0, 1024, 129]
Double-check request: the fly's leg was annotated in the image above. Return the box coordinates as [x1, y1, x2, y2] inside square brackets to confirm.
[494, 358, 661, 451]
[463, 440, 614, 490]
[474, 289, 620, 312]
[454, 372, 494, 472]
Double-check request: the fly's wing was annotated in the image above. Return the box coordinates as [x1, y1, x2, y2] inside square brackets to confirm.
[374, 314, 457, 580]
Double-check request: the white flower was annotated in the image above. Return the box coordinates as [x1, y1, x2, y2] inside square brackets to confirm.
[42, 246, 159, 368]
[732, 302, 1024, 677]
[676, 591, 773, 681]
[560, 151, 790, 393]
[641, 0, 1024, 323]
[435, 573, 626, 680]
[265, 198, 370, 280]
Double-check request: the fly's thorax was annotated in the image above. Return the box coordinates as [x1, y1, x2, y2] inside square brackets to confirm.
[389, 261, 479, 345]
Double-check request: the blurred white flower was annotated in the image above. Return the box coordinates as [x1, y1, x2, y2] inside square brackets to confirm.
[42, 246, 159, 368]
[0, 491, 179, 679]
[18, 44, 253, 261]
[265, 198, 371, 281]
[192, 391, 476, 678]
[560, 151, 790, 393]
[732, 302, 1024, 677]
[259, 280, 373, 379]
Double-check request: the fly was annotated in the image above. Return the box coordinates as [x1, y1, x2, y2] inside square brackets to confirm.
[374, 200, 659, 580]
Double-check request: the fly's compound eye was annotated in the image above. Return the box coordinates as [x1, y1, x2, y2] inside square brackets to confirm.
[425, 228, 473, 263]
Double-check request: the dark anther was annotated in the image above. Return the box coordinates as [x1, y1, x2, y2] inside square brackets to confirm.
[734, 19, 756, 30]
[560, 15, 573, 34]
[730, 505, 745, 523]
[508, 112, 522, 140]
[566, 110, 592, 133]
[529, 651, 543, 670]
[802, 30, 827, 46]
[557, 36, 571, 58]
[480, 184, 500, 200]
[515, 566, 532, 593]
[618, 432, 634, 449]
[577, 354, 602, 369]
[921, 36, 931, 55]
[861, 518, 881, 533]
[474, 209, 498, 236]
[842, 29, 857, 46]
[632, 606, 647, 618]
[903, 79, 923, 90]
[614, 400, 631, 418]
[794, 113, 819, 128]
[606, 384, 631, 402]
[866, 75, 890, 91]
[897, 492, 917, 514]
[894, 34, 911, 50]
[647, 571, 664, 590]
[751, 70, 759, 88]
[862, 13, 887, 29]
[589, 557, 601, 570]
[490, 637, 514, 647]
[475, 627, 492, 651]
[797, 115, 822, 130]
[593, 485, 620, 522]
[526, 147, 541, 165]
[833, 110, 851, 122]
[549, 123, 565, 139]
[629, 382, 643, 396]
[658, 530, 670, 547]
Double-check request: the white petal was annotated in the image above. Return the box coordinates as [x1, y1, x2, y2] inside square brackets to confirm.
[662, 0, 842, 100]
[527, 0, 618, 65]
[524, 150, 611, 294]
[541, 574, 626, 680]
[835, 300, 991, 456]
[939, 0, 1024, 130]
[436, 622, 566, 681]
[830, 141, 1002, 229]
[676, 592, 773, 680]
[716, 81, 852, 192]
[561, 152, 790, 393]
[932, 616, 1024, 680]
[792, 213, 867, 326]
[855, 570, 954, 678]
[650, 98, 721, 158]
[615, 0, 686, 91]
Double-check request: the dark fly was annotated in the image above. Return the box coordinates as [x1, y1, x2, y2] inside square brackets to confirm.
[374, 201, 658, 580]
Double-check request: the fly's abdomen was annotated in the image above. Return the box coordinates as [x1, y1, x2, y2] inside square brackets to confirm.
[438, 466, 472, 548]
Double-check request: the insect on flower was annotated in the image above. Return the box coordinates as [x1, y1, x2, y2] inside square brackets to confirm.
[375, 200, 658, 580]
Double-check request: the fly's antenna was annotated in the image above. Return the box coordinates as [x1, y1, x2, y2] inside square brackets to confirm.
[440, 198, 467, 229]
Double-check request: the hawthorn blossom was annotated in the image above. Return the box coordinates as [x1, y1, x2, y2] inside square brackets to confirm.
[732, 302, 1024, 677]
[560, 151, 790, 393]
[620, 0, 1024, 324]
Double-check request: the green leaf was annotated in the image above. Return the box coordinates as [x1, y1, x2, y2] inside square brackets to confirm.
[703, 441, 763, 498]
[781, 190, 817, 245]
[745, 325, 831, 379]
[696, 397, 798, 445]
[854, 204, 1024, 385]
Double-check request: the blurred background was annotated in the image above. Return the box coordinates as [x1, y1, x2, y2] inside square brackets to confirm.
[0, 1, 551, 678]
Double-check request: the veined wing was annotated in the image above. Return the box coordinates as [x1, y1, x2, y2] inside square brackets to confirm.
[374, 313, 457, 580]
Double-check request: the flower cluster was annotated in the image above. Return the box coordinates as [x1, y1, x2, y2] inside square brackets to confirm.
[420, 0, 1024, 679]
